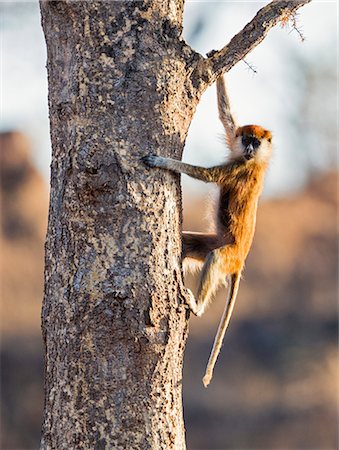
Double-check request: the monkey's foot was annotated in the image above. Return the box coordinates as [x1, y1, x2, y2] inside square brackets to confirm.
[142, 154, 166, 168]
[185, 289, 200, 316]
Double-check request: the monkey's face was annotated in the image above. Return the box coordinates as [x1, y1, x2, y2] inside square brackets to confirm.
[234, 125, 272, 163]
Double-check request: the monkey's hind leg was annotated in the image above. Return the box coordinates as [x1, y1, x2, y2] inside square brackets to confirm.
[194, 249, 227, 317]
[182, 233, 222, 315]
[182, 232, 220, 262]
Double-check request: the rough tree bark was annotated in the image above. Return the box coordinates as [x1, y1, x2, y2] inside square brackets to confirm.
[40, 1, 310, 448]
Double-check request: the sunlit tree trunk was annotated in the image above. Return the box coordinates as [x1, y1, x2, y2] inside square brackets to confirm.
[40, 1, 198, 448]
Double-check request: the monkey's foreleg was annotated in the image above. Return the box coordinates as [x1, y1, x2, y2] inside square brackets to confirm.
[217, 76, 237, 146]
[202, 272, 241, 387]
[142, 155, 221, 183]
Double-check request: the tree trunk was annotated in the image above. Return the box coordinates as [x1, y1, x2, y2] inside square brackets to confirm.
[40, 1, 199, 448]
[40, 0, 311, 448]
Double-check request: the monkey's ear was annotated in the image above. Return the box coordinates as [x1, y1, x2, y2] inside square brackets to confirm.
[263, 129, 272, 143]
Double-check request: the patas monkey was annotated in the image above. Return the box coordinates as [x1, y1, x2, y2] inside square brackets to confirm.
[143, 76, 272, 387]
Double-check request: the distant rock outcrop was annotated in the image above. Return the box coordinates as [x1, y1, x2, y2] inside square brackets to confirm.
[0, 131, 48, 336]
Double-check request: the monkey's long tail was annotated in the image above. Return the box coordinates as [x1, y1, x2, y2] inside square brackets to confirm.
[202, 272, 241, 387]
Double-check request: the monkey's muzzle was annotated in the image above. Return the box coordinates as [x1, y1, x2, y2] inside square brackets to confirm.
[244, 143, 255, 160]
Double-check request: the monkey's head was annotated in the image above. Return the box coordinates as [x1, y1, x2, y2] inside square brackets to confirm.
[234, 125, 272, 163]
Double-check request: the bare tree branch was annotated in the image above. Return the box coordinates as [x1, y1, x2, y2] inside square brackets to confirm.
[191, 0, 311, 93]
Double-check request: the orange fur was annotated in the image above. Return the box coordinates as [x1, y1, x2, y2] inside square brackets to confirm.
[236, 125, 272, 142]
[216, 159, 268, 273]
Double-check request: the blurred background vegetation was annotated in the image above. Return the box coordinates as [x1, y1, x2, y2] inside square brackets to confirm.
[1, 1, 338, 449]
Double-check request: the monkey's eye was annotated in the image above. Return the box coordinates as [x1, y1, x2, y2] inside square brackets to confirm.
[242, 136, 261, 149]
